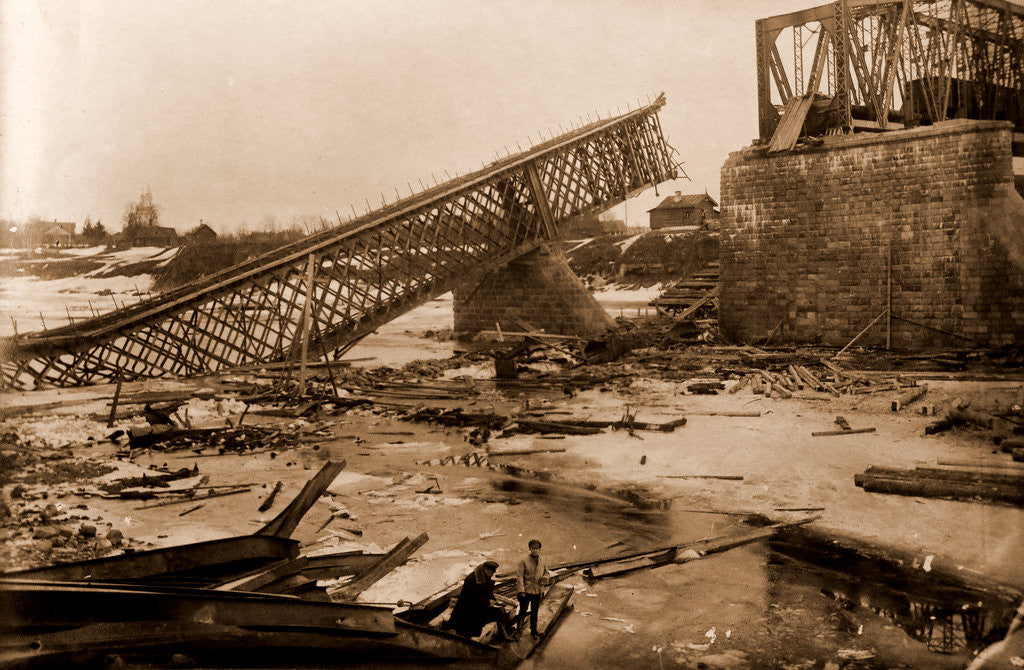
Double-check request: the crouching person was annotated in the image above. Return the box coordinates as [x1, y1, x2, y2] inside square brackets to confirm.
[448, 561, 513, 640]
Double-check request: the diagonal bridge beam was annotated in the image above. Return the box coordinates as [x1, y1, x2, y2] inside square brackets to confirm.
[0, 95, 679, 390]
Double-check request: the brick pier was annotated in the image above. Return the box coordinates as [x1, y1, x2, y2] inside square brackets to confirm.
[719, 120, 1024, 348]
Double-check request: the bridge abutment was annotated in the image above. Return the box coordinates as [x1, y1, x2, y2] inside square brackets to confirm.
[720, 119, 1024, 348]
[453, 243, 613, 340]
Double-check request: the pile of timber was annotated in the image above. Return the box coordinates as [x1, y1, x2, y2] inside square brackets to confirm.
[728, 359, 923, 401]
[854, 465, 1024, 506]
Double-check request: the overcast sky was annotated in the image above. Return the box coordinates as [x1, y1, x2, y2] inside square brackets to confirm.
[1, 1, 815, 232]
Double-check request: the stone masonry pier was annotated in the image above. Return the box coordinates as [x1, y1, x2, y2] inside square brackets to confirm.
[719, 119, 1024, 349]
[453, 243, 613, 340]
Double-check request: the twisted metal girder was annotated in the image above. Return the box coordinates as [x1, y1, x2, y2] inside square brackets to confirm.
[0, 97, 678, 390]
[756, 0, 1024, 139]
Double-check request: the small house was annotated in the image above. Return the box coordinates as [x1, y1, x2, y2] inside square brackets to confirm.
[186, 222, 218, 244]
[647, 192, 719, 230]
[128, 225, 179, 247]
[41, 221, 76, 247]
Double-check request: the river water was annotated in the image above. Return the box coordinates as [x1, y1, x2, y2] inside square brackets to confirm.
[3, 260, 1016, 668]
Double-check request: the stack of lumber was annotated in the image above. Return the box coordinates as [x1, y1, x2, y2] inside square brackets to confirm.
[729, 359, 920, 400]
[854, 465, 1024, 506]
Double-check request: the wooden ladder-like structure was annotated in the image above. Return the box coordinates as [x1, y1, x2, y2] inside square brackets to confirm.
[1, 97, 678, 390]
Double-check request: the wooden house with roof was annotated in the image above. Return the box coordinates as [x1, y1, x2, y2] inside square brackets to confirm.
[647, 192, 719, 230]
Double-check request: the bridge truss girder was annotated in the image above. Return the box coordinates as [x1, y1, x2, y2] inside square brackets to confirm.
[1, 97, 678, 390]
[756, 0, 1024, 140]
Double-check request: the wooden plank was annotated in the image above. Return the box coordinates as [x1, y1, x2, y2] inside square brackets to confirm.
[0, 579, 396, 634]
[812, 427, 876, 436]
[937, 458, 1024, 472]
[257, 460, 346, 539]
[584, 516, 820, 580]
[891, 384, 928, 411]
[297, 253, 317, 395]
[768, 94, 816, 152]
[5, 535, 298, 582]
[657, 475, 744, 480]
[329, 533, 429, 601]
[496, 584, 574, 664]
[106, 376, 123, 428]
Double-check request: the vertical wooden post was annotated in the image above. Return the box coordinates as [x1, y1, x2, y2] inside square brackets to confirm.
[297, 253, 316, 396]
[755, 19, 773, 141]
[886, 240, 892, 350]
[107, 376, 124, 428]
[313, 319, 339, 398]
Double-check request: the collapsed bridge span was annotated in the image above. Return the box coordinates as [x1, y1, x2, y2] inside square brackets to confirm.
[1, 96, 679, 390]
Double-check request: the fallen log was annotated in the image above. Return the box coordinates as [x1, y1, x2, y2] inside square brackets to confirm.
[583, 516, 819, 580]
[511, 419, 603, 435]
[925, 417, 966, 435]
[257, 461, 346, 539]
[796, 365, 824, 392]
[134, 486, 252, 509]
[727, 375, 751, 394]
[1000, 438, 1024, 453]
[768, 375, 792, 398]
[657, 475, 744, 481]
[854, 473, 1024, 505]
[487, 448, 568, 456]
[511, 416, 687, 435]
[687, 382, 724, 395]
[685, 411, 761, 417]
[864, 465, 1024, 487]
[812, 427, 876, 437]
[892, 384, 928, 411]
[259, 481, 285, 512]
[937, 458, 1024, 472]
[328, 533, 429, 600]
[948, 406, 994, 430]
[819, 359, 846, 378]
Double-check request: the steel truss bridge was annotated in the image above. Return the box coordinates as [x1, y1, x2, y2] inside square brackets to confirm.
[1, 97, 679, 390]
[756, 0, 1024, 141]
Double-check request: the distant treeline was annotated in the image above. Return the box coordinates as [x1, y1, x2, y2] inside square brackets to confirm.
[153, 229, 308, 290]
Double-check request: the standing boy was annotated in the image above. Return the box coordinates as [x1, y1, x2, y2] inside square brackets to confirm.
[515, 539, 549, 638]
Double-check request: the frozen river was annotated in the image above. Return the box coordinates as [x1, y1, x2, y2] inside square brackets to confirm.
[0, 248, 660, 369]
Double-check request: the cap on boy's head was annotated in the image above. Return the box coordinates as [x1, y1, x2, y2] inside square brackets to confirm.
[528, 539, 542, 549]
[483, 560, 499, 571]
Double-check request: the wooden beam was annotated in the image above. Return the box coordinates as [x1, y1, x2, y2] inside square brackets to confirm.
[257, 460, 346, 539]
[328, 532, 429, 600]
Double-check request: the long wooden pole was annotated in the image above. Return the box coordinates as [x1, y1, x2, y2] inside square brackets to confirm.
[297, 253, 316, 396]
[886, 240, 892, 350]
[107, 376, 124, 428]
[835, 308, 887, 358]
[312, 318, 340, 398]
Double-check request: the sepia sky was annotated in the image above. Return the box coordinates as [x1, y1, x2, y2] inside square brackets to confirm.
[1, 1, 815, 232]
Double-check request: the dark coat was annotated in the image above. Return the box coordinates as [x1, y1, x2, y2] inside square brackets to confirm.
[450, 572, 497, 637]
